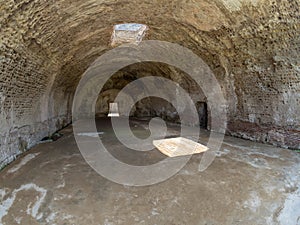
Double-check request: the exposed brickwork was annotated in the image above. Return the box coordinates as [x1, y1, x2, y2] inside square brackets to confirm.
[228, 120, 300, 149]
[0, 0, 299, 168]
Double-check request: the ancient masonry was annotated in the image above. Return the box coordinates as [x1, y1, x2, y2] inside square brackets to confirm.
[0, 0, 299, 168]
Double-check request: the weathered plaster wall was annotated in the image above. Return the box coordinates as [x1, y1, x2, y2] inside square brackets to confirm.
[0, 0, 299, 168]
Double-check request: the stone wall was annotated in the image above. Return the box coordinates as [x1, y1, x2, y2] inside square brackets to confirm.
[1, 0, 299, 168]
[0, 42, 72, 168]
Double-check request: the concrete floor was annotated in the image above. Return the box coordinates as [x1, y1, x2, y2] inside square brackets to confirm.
[0, 118, 300, 225]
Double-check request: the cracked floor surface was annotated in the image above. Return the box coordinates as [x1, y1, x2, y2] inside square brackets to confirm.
[0, 118, 300, 225]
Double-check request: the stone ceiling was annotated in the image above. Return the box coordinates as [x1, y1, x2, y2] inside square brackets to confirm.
[0, 0, 299, 167]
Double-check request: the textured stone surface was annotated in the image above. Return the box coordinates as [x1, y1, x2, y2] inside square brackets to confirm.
[0, 0, 300, 167]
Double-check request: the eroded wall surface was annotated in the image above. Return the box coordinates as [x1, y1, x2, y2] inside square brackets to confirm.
[0, 0, 299, 168]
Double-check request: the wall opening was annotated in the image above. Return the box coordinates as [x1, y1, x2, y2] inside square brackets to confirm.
[196, 101, 208, 129]
[111, 23, 148, 46]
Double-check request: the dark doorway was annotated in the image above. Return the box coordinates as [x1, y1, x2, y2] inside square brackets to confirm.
[196, 102, 208, 129]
